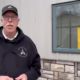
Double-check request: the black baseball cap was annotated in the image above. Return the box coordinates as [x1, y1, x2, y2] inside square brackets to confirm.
[2, 5, 18, 16]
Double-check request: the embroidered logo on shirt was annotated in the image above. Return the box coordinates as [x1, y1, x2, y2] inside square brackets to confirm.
[18, 47, 28, 57]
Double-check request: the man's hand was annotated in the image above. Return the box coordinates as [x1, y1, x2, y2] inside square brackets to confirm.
[15, 74, 27, 80]
[0, 76, 13, 80]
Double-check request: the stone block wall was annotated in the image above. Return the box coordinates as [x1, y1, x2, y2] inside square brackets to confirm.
[38, 59, 80, 80]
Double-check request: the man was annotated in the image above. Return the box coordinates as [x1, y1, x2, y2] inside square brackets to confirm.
[0, 5, 41, 80]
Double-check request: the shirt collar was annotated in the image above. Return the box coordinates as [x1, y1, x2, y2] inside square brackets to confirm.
[2, 29, 18, 40]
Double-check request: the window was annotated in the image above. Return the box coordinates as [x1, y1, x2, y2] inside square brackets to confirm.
[52, 1, 80, 53]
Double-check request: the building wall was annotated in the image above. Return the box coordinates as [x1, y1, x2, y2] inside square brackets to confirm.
[0, 0, 80, 62]
[0, 0, 80, 80]
[38, 59, 80, 80]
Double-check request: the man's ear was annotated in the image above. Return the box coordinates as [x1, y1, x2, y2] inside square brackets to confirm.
[17, 18, 20, 24]
[1, 18, 3, 23]
[18, 18, 20, 22]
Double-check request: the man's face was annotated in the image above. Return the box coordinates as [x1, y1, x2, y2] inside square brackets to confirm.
[1, 10, 20, 33]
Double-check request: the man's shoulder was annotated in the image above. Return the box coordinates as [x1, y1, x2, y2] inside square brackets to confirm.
[23, 35, 34, 44]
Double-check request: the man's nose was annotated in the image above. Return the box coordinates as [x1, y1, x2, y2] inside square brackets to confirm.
[8, 17, 12, 21]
